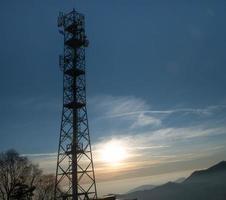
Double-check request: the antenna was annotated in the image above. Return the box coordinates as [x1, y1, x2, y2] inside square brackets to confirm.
[54, 10, 97, 200]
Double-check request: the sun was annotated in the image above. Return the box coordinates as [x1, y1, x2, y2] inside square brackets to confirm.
[101, 140, 128, 165]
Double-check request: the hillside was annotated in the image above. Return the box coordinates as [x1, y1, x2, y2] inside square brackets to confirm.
[119, 161, 226, 200]
[127, 185, 156, 193]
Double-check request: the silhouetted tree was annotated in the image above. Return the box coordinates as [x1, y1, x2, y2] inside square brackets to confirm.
[11, 183, 35, 200]
[0, 149, 59, 200]
[0, 149, 41, 200]
[34, 174, 55, 200]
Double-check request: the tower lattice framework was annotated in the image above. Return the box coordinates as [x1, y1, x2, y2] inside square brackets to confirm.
[55, 9, 97, 200]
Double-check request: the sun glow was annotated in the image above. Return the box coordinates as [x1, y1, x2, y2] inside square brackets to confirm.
[101, 140, 128, 165]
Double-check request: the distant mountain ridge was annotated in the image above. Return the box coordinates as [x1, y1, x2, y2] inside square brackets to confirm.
[118, 161, 226, 200]
[174, 177, 186, 183]
[127, 185, 156, 193]
[127, 177, 185, 194]
[186, 161, 226, 180]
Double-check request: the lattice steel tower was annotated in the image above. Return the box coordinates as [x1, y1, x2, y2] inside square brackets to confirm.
[55, 9, 97, 200]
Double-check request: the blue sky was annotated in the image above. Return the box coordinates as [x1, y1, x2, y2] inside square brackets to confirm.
[1, 0, 226, 194]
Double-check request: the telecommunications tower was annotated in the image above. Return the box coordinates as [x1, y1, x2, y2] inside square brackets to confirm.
[54, 9, 97, 200]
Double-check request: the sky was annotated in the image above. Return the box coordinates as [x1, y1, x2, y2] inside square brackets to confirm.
[1, 0, 226, 195]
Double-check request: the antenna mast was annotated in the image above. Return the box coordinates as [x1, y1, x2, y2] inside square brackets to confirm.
[54, 8, 97, 200]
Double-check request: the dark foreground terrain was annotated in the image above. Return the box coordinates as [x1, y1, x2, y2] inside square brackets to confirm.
[119, 161, 226, 200]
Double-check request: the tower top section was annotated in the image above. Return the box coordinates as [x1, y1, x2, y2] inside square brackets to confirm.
[58, 9, 89, 48]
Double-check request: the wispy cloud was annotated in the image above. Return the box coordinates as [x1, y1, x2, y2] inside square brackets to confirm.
[90, 95, 163, 129]
[130, 113, 162, 128]
[27, 95, 226, 184]
[22, 152, 57, 157]
[88, 95, 226, 180]
[148, 126, 226, 142]
[90, 95, 149, 116]
[90, 95, 226, 134]
[91, 95, 226, 119]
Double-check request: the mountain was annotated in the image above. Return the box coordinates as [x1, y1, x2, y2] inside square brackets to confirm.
[118, 161, 226, 200]
[174, 177, 186, 183]
[126, 177, 185, 194]
[185, 161, 226, 183]
[127, 185, 156, 193]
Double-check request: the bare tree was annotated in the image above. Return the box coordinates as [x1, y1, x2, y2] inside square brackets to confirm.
[0, 149, 42, 200]
[34, 174, 55, 200]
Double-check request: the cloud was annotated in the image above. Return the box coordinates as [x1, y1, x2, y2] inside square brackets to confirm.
[25, 95, 226, 184]
[90, 95, 226, 134]
[90, 95, 163, 129]
[130, 113, 162, 128]
[86, 95, 226, 181]
[27, 153, 57, 173]
[27, 124, 226, 182]
[90, 95, 149, 117]
[22, 152, 57, 157]
[149, 126, 226, 142]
